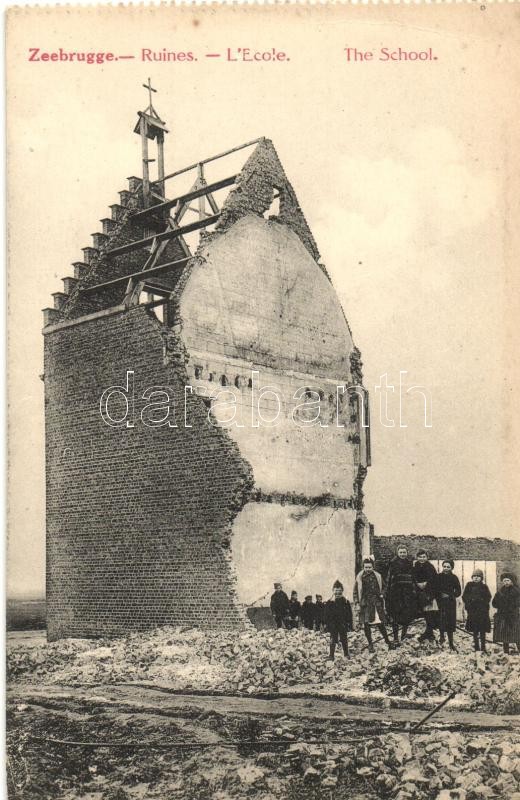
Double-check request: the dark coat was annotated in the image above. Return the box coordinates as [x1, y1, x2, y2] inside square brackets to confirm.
[288, 599, 301, 620]
[385, 557, 417, 625]
[301, 600, 315, 629]
[412, 561, 438, 611]
[492, 585, 520, 644]
[437, 572, 461, 632]
[353, 570, 387, 625]
[270, 590, 289, 617]
[314, 601, 325, 629]
[325, 596, 353, 634]
[462, 581, 491, 633]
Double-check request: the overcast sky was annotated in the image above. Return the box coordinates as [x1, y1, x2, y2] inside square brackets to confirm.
[7, 4, 520, 597]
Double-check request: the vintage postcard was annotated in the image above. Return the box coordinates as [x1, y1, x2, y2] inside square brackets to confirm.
[6, 3, 520, 799]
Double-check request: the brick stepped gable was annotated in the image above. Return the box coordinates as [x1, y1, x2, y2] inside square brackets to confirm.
[42, 176, 188, 326]
[42, 139, 334, 329]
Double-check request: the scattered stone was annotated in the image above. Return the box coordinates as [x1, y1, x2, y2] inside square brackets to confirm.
[303, 767, 320, 782]
[236, 765, 265, 786]
[322, 775, 338, 788]
[7, 624, 520, 718]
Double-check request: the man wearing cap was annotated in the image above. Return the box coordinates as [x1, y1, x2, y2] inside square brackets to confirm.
[270, 582, 290, 629]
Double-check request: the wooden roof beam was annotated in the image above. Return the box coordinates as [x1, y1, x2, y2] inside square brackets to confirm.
[80, 257, 189, 295]
[131, 175, 237, 221]
[105, 214, 220, 258]
[160, 137, 264, 185]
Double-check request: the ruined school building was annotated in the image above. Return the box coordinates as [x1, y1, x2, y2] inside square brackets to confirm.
[42, 100, 372, 640]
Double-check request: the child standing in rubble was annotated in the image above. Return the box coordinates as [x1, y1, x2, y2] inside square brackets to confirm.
[492, 573, 520, 654]
[437, 560, 461, 651]
[462, 568, 491, 652]
[301, 596, 315, 630]
[325, 580, 353, 660]
[314, 595, 326, 632]
[353, 558, 394, 652]
[270, 583, 290, 629]
[412, 550, 439, 643]
[385, 544, 417, 644]
[287, 591, 301, 629]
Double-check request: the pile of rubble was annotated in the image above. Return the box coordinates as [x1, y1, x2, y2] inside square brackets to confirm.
[259, 727, 520, 800]
[202, 628, 364, 693]
[7, 624, 520, 716]
[7, 638, 94, 682]
[7, 628, 230, 689]
[364, 654, 458, 699]
[466, 652, 520, 715]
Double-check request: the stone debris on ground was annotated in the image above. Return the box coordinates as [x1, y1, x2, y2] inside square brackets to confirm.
[7, 692, 520, 800]
[7, 624, 520, 714]
[365, 654, 455, 699]
[253, 727, 520, 800]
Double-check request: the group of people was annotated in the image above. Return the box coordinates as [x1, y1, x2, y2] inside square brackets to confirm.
[270, 544, 520, 661]
[270, 586, 327, 631]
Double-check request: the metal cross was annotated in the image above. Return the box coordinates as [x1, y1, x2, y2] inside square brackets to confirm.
[142, 78, 157, 112]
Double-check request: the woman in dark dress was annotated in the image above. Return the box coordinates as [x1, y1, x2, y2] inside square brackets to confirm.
[354, 558, 394, 652]
[492, 573, 520, 654]
[412, 550, 439, 643]
[385, 545, 417, 644]
[437, 560, 461, 651]
[462, 568, 491, 652]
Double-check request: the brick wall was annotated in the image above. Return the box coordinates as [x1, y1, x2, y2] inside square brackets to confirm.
[44, 305, 253, 640]
[374, 534, 520, 564]
[43, 138, 371, 637]
[215, 138, 323, 270]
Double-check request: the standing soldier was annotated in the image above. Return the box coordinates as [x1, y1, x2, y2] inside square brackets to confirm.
[437, 560, 461, 651]
[354, 558, 394, 652]
[301, 595, 315, 630]
[385, 545, 417, 644]
[314, 594, 326, 632]
[325, 580, 353, 660]
[270, 582, 290, 629]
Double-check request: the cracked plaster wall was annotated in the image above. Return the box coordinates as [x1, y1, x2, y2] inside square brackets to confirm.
[179, 214, 367, 605]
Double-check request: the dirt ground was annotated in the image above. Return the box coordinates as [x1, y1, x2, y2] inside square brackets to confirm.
[7, 629, 520, 800]
[5, 683, 394, 800]
[7, 679, 520, 800]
